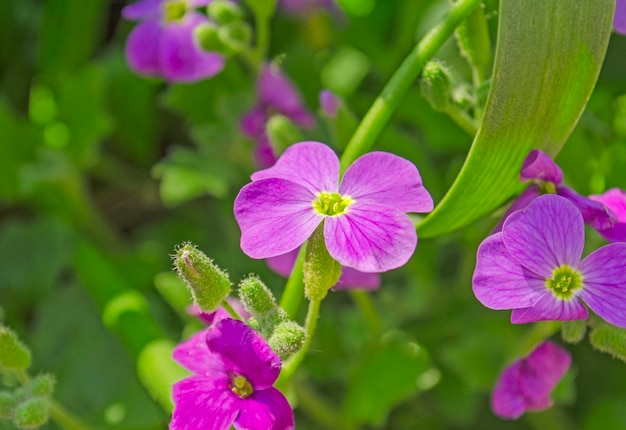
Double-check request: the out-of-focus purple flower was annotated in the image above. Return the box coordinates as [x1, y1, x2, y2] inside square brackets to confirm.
[474, 194, 626, 327]
[491, 341, 571, 419]
[187, 298, 250, 325]
[279, 0, 338, 17]
[590, 188, 626, 242]
[240, 65, 314, 167]
[171, 319, 294, 430]
[615, 0, 626, 34]
[267, 248, 380, 290]
[234, 141, 433, 272]
[495, 150, 621, 239]
[122, 0, 225, 82]
[319, 89, 340, 118]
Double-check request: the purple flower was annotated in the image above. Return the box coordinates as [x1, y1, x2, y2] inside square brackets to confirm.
[240, 65, 314, 167]
[491, 341, 571, 419]
[473, 194, 626, 327]
[122, 0, 225, 82]
[234, 141, 433, 272]
[495, 150, 621, 239]
[616, 0, 626, 34]
[171, 319, 294, 430]
[267, 248, 381, 290]
[319, 89, 340, 118]
[590, 188, 626, 242]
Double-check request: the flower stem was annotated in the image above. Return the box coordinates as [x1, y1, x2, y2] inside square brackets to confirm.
[444, 104, 478, 136]
[349, 290, 381, 337]
[277, 297, 321, 386]
[253, 7, 271, 64]
[279, 244, 307, 320]
[221, 299, 242, 320]
[338, 0, 483, 172]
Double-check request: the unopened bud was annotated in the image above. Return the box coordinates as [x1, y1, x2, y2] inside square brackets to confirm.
[174, 243, 231, 313]
[0, 391, 15, 418]
[28, 375, 55, 398]
[258, 307, 288, 339]
[454, 4, 491, 72]
[319, 90, 340, 118]
[0, 327, 31, 371]
[208, 0, 244, 24]
[195, 23, 230, 54]
[218, 21, 252, 54]
[561, 320, 587, 344]
[303, 224, 341, 301]
[420, 61, 451, 112]
[266, 115, 302, 157]
[590, 323, 626, 362]
[13, 397, 48, 429]
[268, 320, 306, 358]
[238, 276, 277, 318]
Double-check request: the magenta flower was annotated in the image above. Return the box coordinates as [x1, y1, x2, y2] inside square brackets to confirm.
[590, 188, 626, 242]
[122, 0, 225, 82]
[267, 248, 380, 290]
[319, 89, 340, 118]
[474, 194, 626, 327]
[240, 65, 314, 167]
[234, 141, 433, 272]
[491, 341, 571, 419]
[495, 149, 621, 239]
[616, 0, 626, 34]
[187, 298, 250, 325]
[171, 319, 294, 430]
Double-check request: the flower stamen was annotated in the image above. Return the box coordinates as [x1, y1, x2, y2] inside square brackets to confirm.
[546, 265, 582, 299]
[313, 192, 353, 216]
[230, 374, 254, 399]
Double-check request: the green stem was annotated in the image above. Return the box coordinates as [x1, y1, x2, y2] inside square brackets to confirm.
[339, 0, 483, 172]
[277, 298, 321, 386]
[254, 9, 271, 63]
[279, 244, 307, 320]
[350, 290, 381, 337]
[221, 299, 242, 320]
[444, 104, 478, 136]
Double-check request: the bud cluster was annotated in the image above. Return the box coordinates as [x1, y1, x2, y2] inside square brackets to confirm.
[195, 0, 252, 56]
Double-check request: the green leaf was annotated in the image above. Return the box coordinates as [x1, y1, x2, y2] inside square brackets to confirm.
[342, 332, 437, 426]
[418, 0, 614, 237]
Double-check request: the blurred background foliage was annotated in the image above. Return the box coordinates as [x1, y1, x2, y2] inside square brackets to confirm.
[1, 0, 626, 429]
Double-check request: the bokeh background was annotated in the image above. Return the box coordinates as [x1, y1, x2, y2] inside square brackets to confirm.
[2, 0, 626, 428]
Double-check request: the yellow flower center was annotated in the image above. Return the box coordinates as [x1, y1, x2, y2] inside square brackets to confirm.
[164, 0, 187, 22]
[545, 265, 583, 299]
[230, 374, 254, 399]
[313, 192, 353, 216]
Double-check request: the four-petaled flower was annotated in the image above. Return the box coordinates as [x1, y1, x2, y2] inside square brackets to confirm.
[240, 65, 314, 167]
[123, 0, 225, 82]
[171, 319, 294, 430]
[473, 194, 626, 327]
[234, 141, 433, 273]
[491, 341, 571, 420]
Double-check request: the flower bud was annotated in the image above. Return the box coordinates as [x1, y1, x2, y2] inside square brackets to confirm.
[195, 23, 230, 54]
[0, 391, 15, 418]
[561, 320, 587, 344]
[590, 323, 626, 362]
[28, 375, 55, 398]
[218, 22, 252, 54]
[13, 397, 48, 429]
[258, 307, 288, 339]
[0, 327, 31, 371]
[266, 115, 302, 157]
[454, 4, 491, 71]
[174, 243, 231, 313]
[207, 0, 244, 24]
[319, 90, 340, 118]
[303, 224, 341, 301]
[238, 276, 277, 318]
[420, 60, 451, 112]
[268, 320, 306, 358]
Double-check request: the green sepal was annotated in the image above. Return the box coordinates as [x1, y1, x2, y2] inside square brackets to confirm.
[0, 326, 32, 371]
[561, 320, 587, 344]
[207, 0, 244, 24]
[266, 114, 303, 158]
[173, 242, 231, 313]
[13, 397, 48, 430]
[0, 391, 15, 418]
[590, 323, 626, 362]
[238, 275, 278, 318]
[268, 320, 306, 358]
[420, 60, 452, 112]
[303, 223, 341, 301]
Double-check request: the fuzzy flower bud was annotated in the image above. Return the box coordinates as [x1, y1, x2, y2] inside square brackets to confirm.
[268, 320, 306, 358]
[0, 327, 31, 371]
[238, 276, 278, 318]
[208, 0, 244, 24]
[174, 243, 231, 313]
[561, 320, 587, 344]
[420, 60, 451, 112]
[28, 375, 55, 398]
[195, 23, 230, 54]
[218, 22, 252, 54]
[590, 323, 626, 362]
[13, 397, 48, 430]
[258, 307, 288, 339]
[303, 224, 341, 301]
[0, 391, 15, 418]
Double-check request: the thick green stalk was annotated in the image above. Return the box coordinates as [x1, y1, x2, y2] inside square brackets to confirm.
[339, 0, 482, 172]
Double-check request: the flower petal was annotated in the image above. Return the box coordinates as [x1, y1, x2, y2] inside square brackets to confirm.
[172, 329, 225, 374]
[125, 19, 162, 77]
[472, 233, 546, 310]
[615, 0, 626, 34]
[159, 12, 225, 82]
[519, 341, 571, 402]
[234, 387, 295, 430]
[557, 186, 616, 231]
[250, 141, 339, 193]
[579, 243, 626, 328]
[266, 249, 300, 277]
[519, 149, 563, 184]
[258, 65, 313, 128]
[254, 136, 277, 168]
[324, 203, 416, 272]
[170, 375, 241, 430]
[122, 0, 162, 20]
[491, 361, 527, 419]
[339, 152, 433, 213]
[503, 195, 584, 277]
[207, 319, 282, 389]
[590, 188, 626, 222]
[510, 293, 587, 324]
[240, 106, 268, 138]
[234, 178, 322, 259]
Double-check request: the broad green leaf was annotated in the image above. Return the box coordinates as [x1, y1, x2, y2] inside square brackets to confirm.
[418, 0, 614, 237]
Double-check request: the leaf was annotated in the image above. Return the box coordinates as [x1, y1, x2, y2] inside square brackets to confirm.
[418, 0, 614, 237]
[342, 331, 437, 426]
